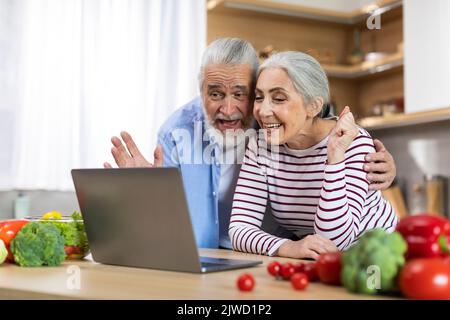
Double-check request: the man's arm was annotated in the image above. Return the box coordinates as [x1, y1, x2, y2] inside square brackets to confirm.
[156, 130, 180, 167]
[364, 139, 396, 191]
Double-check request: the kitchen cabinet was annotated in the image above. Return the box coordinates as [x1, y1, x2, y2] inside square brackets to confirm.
[403, 0, 450, 114]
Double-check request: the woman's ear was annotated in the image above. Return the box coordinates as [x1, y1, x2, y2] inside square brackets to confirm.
[306, 97, 324, 118]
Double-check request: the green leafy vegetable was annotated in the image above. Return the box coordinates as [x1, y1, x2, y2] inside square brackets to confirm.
[10, 222, 66, 267]
[71, 211, 89, 253]
[341, 228, 407, 294]
[43, 211, 89, 253]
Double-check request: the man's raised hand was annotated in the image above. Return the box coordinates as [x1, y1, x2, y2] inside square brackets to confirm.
[103, 131, 163, 168]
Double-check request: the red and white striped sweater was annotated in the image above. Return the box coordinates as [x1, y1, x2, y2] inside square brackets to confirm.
[229, 128, 397, 256]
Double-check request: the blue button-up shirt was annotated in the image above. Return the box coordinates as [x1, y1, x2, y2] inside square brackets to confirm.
[157, 97, 234, 248]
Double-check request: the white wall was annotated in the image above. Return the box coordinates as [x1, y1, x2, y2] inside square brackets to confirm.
[404, 0, 450, 113]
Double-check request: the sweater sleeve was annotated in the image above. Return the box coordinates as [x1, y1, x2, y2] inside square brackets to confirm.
[314, 130, 375, 250]
[229, 136, 289, 256]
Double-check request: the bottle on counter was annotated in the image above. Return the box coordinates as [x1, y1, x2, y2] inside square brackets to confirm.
[14, 192, 30, 219]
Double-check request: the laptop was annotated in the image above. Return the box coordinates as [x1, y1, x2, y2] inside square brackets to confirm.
[71, 167, 262, 273]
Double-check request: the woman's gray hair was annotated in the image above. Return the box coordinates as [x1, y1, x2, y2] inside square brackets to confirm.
[258, 51, 330, 108]
[198, 38, 259, 92]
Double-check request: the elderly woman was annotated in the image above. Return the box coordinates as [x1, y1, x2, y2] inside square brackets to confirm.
[228, 51, 397, 259]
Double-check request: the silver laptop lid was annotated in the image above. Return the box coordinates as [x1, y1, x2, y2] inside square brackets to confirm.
[71, 168, 202, 273]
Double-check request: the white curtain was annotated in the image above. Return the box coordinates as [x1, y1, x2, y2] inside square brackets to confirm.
[0, 0, 206, 190]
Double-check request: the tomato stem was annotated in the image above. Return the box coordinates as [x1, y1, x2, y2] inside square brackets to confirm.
[438, 235, 450, 255]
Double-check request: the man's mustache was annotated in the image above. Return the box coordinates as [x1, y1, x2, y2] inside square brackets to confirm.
[214, 112, 243, 121]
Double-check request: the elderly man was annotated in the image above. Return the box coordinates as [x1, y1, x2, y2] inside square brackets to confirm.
[104, 38, 396, 250]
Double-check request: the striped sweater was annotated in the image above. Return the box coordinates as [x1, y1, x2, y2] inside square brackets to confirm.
[228, 128, 398, 256]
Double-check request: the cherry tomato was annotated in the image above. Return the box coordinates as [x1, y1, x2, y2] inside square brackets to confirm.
[317, 252, 342, 286]
[303, 262, 319, 282]
[294, 262, 305, 273]
[280, 262, 295, 280]
[291, 272, 309, 290]
[267, 261, 281, 277]
[64, 245, 83, 259]
[237, 273, 255, 292]
[399, 258, 450, 300]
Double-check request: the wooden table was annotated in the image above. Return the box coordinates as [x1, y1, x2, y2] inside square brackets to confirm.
[0, 249, 390, 299]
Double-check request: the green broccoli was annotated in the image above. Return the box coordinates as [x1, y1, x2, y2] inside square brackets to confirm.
[341, 228, 407, 294]
[10, 222, 66, 267]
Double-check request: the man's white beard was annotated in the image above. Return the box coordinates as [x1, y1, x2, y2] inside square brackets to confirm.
[204, 117, 249, 165]
[204, 119, 244, 151]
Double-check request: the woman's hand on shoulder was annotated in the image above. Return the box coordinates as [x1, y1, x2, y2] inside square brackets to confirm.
[327, 106, 359, 164]
[277, 234, 338, 260]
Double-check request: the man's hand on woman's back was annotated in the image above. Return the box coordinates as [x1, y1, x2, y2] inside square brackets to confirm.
[364, 139, 396, 191]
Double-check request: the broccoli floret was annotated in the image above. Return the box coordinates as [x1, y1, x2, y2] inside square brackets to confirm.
[10, 222, 66, 267]
[341, 228, 407, 295]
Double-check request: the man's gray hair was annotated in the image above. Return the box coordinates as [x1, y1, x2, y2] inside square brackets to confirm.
[258, 51, 330, 107]
[198, 38, 259, 92]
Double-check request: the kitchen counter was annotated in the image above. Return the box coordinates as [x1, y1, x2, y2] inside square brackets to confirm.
[0, 249, 394, 299]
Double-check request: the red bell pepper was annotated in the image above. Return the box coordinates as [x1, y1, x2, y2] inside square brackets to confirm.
[0, 219, 30, 262]
[396, 214, 450, 259]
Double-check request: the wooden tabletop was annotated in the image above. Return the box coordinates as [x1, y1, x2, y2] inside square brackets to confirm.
[0, 249, 392, 300]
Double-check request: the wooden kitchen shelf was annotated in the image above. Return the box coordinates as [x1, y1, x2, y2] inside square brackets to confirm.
[358, 106, 450, 130]
[323, 52, 403, 79]
[208, 0, 402, 24]
[207, 0, 404, 120]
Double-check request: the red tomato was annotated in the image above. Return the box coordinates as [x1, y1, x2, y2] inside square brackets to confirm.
[291, 273, 309, 290]
[0, 220, 29, 245]
[64, 245, 82, 257]
[317, 252, 342, 286]
[237, 273, 255, 292]
[303, 262, 319, 282]
[399, 258, 450, 300]
[294, 262, 305, 273]
[280, 262, 295, 280]
[267, 261, 281, 277]
[0, 220, 29, 262]
[444, 256, 450, 266]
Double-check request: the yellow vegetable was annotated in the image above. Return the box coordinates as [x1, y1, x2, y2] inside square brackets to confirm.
[42, 211, 63, 220]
